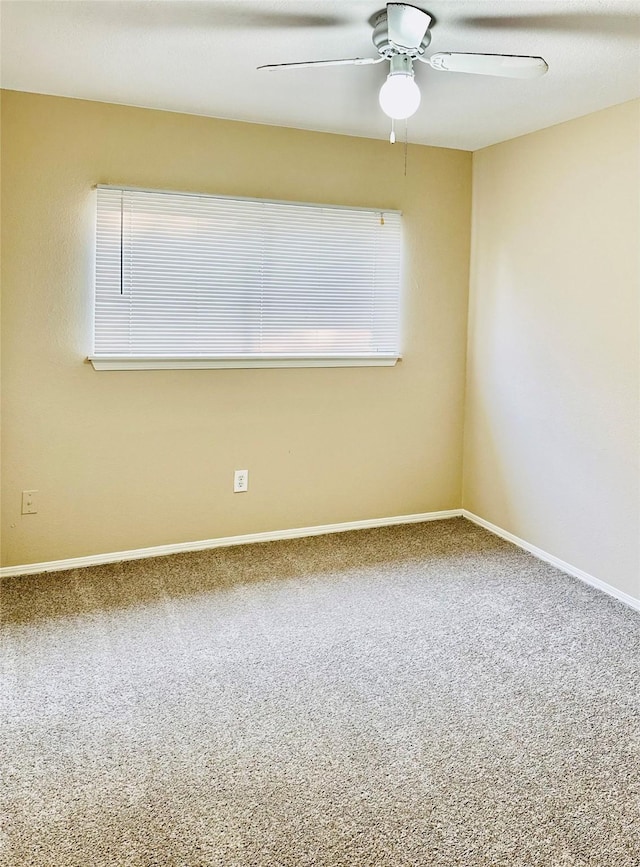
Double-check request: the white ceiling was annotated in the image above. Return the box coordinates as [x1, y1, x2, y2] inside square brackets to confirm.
[1, 0, 639, 150]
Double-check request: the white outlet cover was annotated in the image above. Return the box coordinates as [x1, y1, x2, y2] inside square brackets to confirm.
[21, 489, 39, 514]
[234, 470, 248, 493]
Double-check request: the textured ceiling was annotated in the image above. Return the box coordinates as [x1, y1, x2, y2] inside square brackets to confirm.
[1, 0, 639, 150]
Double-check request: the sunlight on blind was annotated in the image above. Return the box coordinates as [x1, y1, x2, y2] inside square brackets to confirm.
[93, 187, 402, 365]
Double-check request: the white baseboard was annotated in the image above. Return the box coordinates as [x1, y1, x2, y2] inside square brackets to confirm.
[462, 510, 640, 613]
[6, 509, 638, 614]
[0, 510, 463, 578]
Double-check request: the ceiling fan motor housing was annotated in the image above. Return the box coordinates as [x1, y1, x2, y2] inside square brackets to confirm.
[372, 8, 432, 59]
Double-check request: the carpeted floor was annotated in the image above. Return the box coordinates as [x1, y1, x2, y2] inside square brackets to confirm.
[2, 517, 639, 866]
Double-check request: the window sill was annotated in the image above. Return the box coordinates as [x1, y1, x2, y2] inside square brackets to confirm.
[88, 355, 401, 370]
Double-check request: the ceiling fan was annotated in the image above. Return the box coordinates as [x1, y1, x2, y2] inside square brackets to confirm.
[258, 3, 548, 123]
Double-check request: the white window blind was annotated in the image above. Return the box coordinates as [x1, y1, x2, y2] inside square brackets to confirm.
[92, 186, 402, 369]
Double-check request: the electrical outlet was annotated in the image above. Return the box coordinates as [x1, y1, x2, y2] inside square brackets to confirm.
[234, 470, 248, 493]
[21, 490, 39, 515]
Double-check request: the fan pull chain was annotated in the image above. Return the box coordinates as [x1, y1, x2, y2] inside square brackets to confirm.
[390, 119, 396, 144]
[404, 120, 408, 177]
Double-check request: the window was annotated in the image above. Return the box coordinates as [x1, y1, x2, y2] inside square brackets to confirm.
[91, 186, 402, 369]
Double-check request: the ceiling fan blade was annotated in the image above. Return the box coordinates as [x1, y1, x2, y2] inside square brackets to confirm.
[258, 57, 383, 71]
[387, 3, 432, 50]
[428, 52, 548, 78]
[453, 13, 640, 38]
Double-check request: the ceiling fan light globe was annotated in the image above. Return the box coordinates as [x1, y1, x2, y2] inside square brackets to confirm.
[378, 73, 421, 120]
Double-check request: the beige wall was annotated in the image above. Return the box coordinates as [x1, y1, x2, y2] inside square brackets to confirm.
[463, 100, 640, 601]
[1, 90, 472, 566]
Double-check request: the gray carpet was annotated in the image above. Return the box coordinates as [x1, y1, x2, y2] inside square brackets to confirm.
[2, 518, 639, 866]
